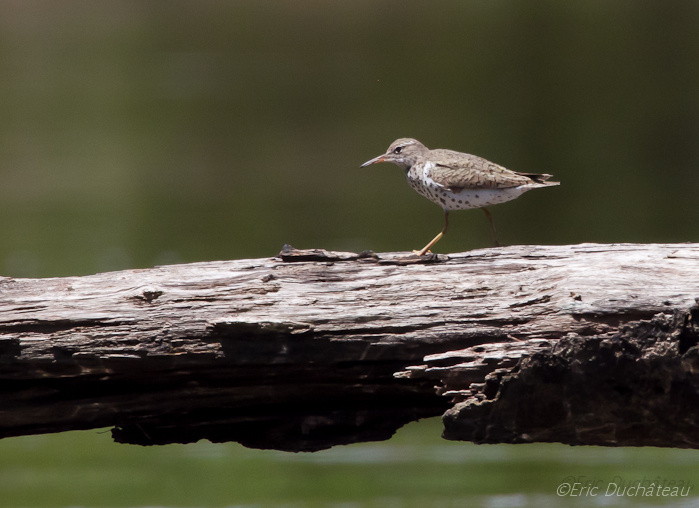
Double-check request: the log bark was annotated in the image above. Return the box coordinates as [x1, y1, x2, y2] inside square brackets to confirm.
[1, 243, 698, 451]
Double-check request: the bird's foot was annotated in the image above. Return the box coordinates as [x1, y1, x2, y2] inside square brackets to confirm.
[412, 249, 431, 256]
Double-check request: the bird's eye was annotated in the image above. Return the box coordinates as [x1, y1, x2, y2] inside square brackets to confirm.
[393, 146, 403, 154]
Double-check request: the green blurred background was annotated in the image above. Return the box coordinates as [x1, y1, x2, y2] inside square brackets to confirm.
[1, 1, 699, 507]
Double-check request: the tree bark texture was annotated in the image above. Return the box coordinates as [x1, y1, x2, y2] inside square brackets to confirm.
[1, 243, 698, 451]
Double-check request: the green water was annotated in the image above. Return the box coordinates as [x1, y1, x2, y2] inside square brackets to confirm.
[1, 1, 698, 277]
[1, 1, 699, 506]
[1, 418, 698, 508]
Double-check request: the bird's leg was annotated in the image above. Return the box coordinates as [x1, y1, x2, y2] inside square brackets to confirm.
[414, 211, 449, 256]
[481, 207, 500, 247]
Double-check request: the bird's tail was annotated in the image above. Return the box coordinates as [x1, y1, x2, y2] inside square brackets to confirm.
[515, 172, 560, 186]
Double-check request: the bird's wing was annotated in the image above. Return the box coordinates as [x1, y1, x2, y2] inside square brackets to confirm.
[427, 150, 532, 191]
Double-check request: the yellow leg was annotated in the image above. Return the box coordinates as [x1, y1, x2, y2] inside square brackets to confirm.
[414, 211, 449, 256]
[481, 207, 500, 247]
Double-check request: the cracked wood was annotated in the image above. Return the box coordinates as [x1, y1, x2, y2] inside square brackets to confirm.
[0, 243, 698, 451]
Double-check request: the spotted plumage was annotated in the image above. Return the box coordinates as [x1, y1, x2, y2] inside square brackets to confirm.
[360, 138, 559, 255]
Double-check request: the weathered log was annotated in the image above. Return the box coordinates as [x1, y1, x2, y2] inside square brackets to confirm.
[1, 243, 698, 451]
[398, 310, 699, 448]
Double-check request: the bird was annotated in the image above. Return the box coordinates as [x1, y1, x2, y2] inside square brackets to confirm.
[360, 138, 559, 256]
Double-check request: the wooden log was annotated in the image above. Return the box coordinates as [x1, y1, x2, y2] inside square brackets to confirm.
[397, 310, 699, 448]
[1, 243, 698, 451]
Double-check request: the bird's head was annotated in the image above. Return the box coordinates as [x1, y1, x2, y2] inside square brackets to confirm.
[360, 138, 427, 170]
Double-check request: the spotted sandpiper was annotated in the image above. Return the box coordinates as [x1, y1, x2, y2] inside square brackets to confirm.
[361, 138, 559, 256]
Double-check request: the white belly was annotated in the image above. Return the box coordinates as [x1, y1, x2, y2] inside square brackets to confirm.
[407, 175, 528, 211]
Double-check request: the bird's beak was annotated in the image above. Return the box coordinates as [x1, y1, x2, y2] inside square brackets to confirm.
[360, 154, 386, 167]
